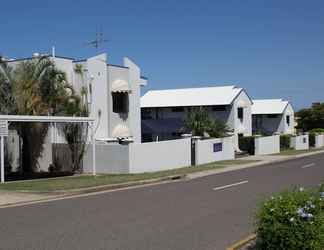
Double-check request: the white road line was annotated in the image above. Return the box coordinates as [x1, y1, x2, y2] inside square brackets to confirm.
[213, 180, 249, 191]
[301, 163, 316, 169]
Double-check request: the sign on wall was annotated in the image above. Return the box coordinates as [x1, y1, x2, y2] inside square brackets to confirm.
[213, 142, 223, 152]
[0, 120, 8, 137]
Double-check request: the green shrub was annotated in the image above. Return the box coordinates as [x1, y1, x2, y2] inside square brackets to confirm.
[280, 134, 292, 150]
[256, 186, 324, 250]
[309, 133, 316, 147]
[239, 136, 255, 155]
[309, 128, 324, 133]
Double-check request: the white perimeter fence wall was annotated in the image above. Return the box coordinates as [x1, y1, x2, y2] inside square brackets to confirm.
[290, 135, 309, 150]
[254, 135, 280, 155]
[315, 134, 324, 148]
[195, 136, 235, 165]
[129, 138, 191, 173]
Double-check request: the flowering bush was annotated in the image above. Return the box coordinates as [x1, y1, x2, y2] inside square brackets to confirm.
[255, 186, 324, 250]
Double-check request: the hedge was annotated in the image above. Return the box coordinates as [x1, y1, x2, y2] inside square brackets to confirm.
[256, 186, 324, 250]
[280, 134, 292, 150]
[239, 136, 255, 155]
[309, 133, 316, 147]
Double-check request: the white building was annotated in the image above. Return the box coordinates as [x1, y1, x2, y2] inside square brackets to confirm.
[141, 85, 253, 148]
[252, 99, 295, 135]
[7, 53, 148, 143]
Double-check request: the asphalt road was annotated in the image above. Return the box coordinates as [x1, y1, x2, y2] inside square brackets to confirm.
[1, 153, 324, 250]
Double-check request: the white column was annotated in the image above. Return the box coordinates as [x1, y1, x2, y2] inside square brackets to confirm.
[91, 122, 96, 176]
[1, 136, 4, 183]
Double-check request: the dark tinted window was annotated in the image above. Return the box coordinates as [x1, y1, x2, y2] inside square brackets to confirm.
[112, 93, 129, 113]
[171, 107, 184, 112]
[238, 107, 244, 119]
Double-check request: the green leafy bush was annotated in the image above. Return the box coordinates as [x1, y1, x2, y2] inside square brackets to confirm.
[256, 186, 324, 250]
[309, 128, 324, 133]
[280, 134, 292, 150]
[239, 136, 255, 155]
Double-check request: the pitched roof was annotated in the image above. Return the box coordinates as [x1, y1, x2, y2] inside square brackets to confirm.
[141, 85, 245, 108]
[252, 99, 290, 115]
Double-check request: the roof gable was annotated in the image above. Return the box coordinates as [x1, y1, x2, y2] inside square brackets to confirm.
[141, 85, 245, 108]
[252, 99, 291, 115]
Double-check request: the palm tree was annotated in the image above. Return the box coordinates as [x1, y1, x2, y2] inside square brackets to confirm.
[0, 56, 73, 173]
[185, 107, 232, 138]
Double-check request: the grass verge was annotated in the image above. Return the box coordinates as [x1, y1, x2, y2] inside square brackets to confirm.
[0, 159, 259, 192]
[274, 147, 324, 156]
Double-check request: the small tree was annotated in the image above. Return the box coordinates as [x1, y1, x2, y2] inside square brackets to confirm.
[185, 107, 231, 138]
[62, 90, 89, 173]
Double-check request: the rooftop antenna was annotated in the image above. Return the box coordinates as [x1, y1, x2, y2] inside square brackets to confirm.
[85, 31, 109, 52]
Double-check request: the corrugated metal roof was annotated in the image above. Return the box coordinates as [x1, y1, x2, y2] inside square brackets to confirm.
[252, 99, 289, 115]
[141, 85, 243, 108]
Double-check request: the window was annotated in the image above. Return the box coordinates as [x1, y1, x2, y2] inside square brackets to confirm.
[141, 108, 152, 120]
[212, 105, 226, 111]
[112, 93, 128, 113]
[171, 107, 184, 112]
[286, 115, 290, 126]
[237, 107, 244, 120]
[267, 114, 279, 118]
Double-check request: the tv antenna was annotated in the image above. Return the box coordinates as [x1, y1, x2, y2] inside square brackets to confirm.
[85, 32, 109, 51]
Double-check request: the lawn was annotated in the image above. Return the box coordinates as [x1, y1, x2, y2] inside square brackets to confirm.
[0, 159, 259, 192]
[274, 147, 324, 156]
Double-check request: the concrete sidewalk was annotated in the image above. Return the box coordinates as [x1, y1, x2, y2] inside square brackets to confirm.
[0, 191, 61, 206]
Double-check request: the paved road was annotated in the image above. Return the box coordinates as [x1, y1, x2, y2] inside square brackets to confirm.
[1, 153, 324, 250]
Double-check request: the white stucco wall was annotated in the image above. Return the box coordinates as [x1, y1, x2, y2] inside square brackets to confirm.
[107, 65, 131, 138]
[283, 104, 294, 134]
[195, 136, 235, 165]
[129, 138, 191, 173]
[87, 54, 109, 139]
[124, 58, 143, 143]
[254, 135, 280, 155]
[290, 135, 309, 150]
[83, 143, 130, 174]
[315, 134, 324, 148]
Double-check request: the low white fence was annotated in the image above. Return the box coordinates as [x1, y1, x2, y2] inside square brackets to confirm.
[315, 134, 324, 148]
[129, 138, 191, 173]
[254, 135, 280, 155]
[195, 137, 235, 165]
[83, 143, 130, 174]
[83, 138, 191, 174]
[290, 134, 309, 150]
[83, 136, 236, 174]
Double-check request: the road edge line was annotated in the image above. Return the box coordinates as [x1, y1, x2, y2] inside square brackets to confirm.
[227, 234, 256, 250]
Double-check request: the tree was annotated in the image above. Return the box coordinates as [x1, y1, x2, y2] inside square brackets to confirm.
[0, 56, 75, 173]
[62, 88, 89, 173]
[297, 103, 324, 131]
[185, 107, 232, 138]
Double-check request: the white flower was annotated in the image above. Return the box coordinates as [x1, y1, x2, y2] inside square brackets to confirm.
[307, 213, 313, 219]
[299, 187, 305, 192]
[289, 217, 295, 222]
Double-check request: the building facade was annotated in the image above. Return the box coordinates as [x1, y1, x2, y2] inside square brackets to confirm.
[252, 99, 295, 135]
[7, 53, 147, 143]
[141, 85, 253, 149]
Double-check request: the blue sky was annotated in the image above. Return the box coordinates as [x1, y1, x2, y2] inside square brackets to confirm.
[1, 0, 324, 109]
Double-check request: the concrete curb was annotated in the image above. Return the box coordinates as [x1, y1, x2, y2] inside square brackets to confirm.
[227, 234, 256, 250]
[0, 175, 185, 208]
